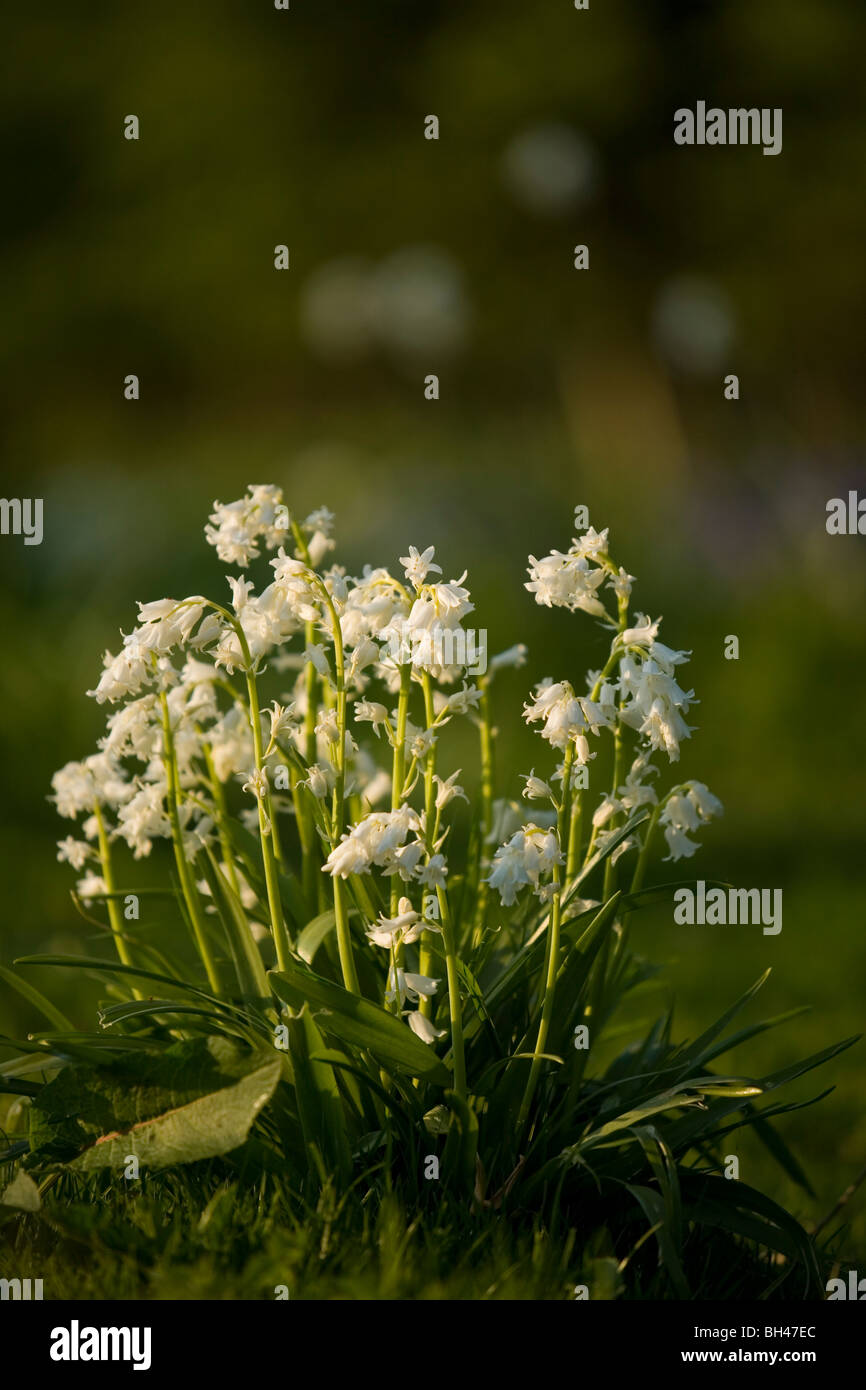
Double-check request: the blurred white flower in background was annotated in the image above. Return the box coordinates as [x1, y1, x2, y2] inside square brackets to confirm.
[368, 245, 468, 358]
[299, 256, 374, 362]
[300, 245, 469, 363]
[651, 275, 736, 374]
[501, 122, 598, 215]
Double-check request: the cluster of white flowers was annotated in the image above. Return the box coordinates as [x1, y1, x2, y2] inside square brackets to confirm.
[361, 896, 444, 1042]
[525, 527, 614, 615]
[615, 617, 696, 763]
[51, 492, 723, 1057]
[204, 486, 336, 568]
[323, 807, 446, 889]
[87, 598, 220, 705]
[659, 781, 724, 861]
[487, 825, 562, 905]
[379, 571, 477, 683]
[60, 498, 435, 850]
[52, 488, 500, 1028]
[339, 566, 408, 666]
[485, 520, 722, 903]
[523, 678, 617, 763]
[53, 657, 231, 868]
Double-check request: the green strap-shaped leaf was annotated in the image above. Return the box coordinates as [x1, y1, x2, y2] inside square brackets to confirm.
[441, 1089, 479, 1194]
[669, 970, 772, 1075]
[269, 961, 451, 1085]
[200, 847, 271, 999]
[628, 1125, 690, 1298]
[288, 1006, 352, 1184]
[0, 965, 74, 1033]
[297, 910, 337, 965]
[679, 1171, 821, 1294]
[572, 1082, 708, 1154]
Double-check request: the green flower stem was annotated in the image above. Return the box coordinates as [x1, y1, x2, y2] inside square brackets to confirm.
[275, 735, 334, 915]
[417, 674, 438, 1015]
[471, 680, 494, 948]
[289, 764, 318, 912]
[587, 646, 622, 704]
[269, 792, 285, 866]
[300, 617, 320, 898]
[348, 871, 378, 923]
[308, 577, 360, 995]
[580, 627, 630, 871]
[388, 940, 400, 1014]
[603, 724, 625, 900]
[602, 590, 631, 899]
[628, 796, 668, 896]
[332, 883, 359, 997]
[409, 670, 465, 1084]
[420, 671, 436, 818]
[437, 884, 466, 1100]
[478, 682, 495, 843]
[287, 523, 322, 765]
[390, 664, 413, 918]
[243, 666, 293, 972]
[158, 692, 222, 994]
[92, 802, 140, 995]
[302, 622, 318, 764]
[218, 608, 293, 969]
[201, 740, 242, 900]
[285, 522, 322, 904]
[566, 790, 583, 881]
[518, 740, 575, 1130]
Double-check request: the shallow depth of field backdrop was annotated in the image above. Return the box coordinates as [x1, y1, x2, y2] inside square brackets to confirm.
[1, 1, 865, 1258]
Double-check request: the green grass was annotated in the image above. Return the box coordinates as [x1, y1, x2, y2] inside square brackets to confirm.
[2, 1174, 850, 1302]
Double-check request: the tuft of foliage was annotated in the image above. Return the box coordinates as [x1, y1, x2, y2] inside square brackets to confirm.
[1, 491, 857, 1298]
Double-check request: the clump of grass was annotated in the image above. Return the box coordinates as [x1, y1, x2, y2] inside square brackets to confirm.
[0, 487, 857, 1298]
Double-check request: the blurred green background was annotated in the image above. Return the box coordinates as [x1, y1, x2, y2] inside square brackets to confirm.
[2, 0, 865, 1257]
